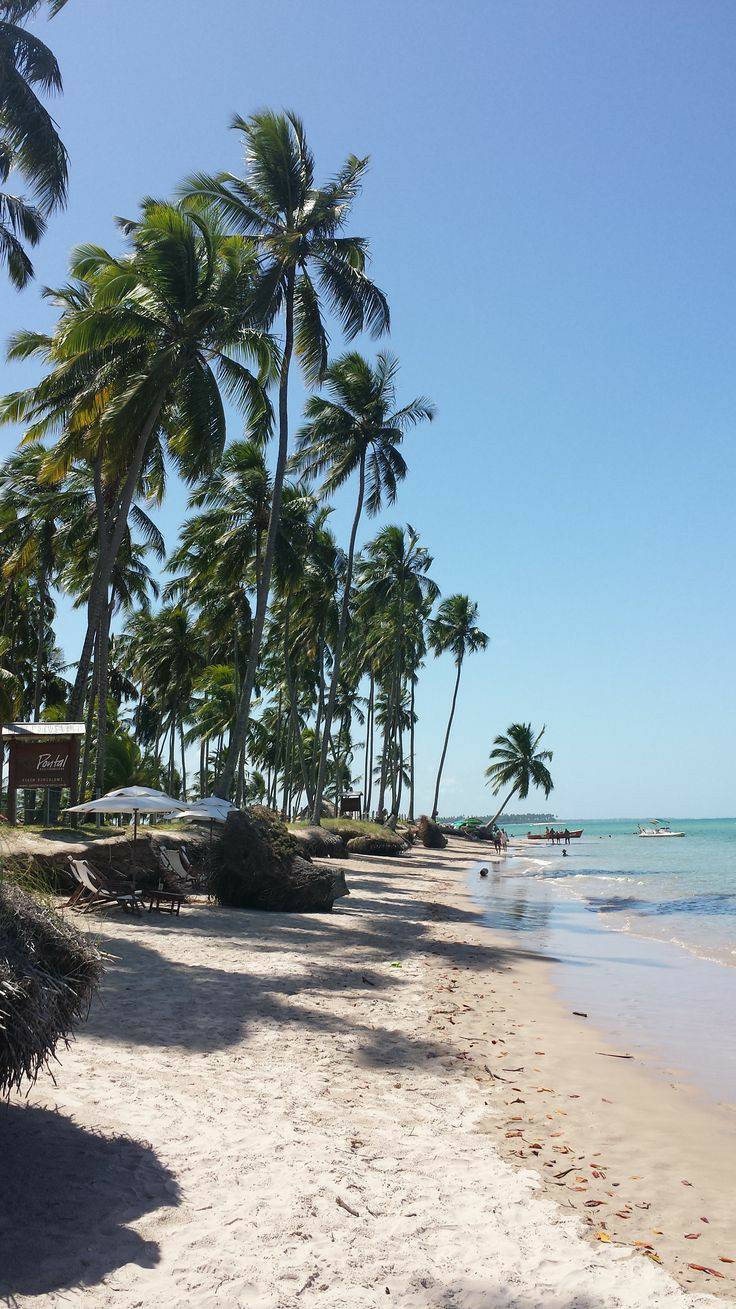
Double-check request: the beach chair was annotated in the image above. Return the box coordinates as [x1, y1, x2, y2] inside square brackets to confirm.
[158, 845, 196, 890]
[63, 860, 90, 911]
[67, 858, 143, 914]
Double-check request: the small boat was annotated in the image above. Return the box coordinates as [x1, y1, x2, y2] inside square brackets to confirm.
[636, 821, 685, 838]
[527, 828, 583, 841]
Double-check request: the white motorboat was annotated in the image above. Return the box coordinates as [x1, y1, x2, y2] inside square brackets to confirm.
[636, 821, 685, 838]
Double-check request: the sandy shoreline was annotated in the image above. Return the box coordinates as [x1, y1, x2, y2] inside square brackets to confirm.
[2, 837, 732, 1307]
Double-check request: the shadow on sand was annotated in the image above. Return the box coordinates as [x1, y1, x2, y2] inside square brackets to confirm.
[0, 1102, 180, 1302]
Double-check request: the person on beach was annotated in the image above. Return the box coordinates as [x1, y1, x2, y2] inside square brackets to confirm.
[564, 828, 571, 845]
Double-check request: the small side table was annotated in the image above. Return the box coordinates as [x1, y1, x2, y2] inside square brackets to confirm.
[144, 889, 185, 916]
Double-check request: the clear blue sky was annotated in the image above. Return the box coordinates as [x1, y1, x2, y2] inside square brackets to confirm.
[2, 0, 735, 818]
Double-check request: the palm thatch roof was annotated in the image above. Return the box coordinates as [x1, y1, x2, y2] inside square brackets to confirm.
[0, 881, 103, 1097]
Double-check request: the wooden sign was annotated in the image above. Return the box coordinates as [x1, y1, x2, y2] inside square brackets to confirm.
[8, 738, 79, 789]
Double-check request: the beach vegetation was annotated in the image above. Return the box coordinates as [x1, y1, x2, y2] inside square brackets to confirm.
[0, 108, 493, 829]
[0, 0, 70, 286]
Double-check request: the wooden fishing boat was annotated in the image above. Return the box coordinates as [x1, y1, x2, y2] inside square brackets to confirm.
[527, 828, 583, 840]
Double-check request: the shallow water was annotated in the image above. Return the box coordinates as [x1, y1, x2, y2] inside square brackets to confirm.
[503, 818, 736, 966]
[467, 847, 736, 1112]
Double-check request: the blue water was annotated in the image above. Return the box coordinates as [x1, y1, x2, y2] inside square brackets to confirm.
[503, 818, 736, 966]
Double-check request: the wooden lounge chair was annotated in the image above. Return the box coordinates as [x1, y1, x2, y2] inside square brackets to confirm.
[158, 845, 196, 890]
[67, 858, 142, 914]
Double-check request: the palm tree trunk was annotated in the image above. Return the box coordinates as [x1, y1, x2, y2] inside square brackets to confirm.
[363, 673, 374, 816]
[395, 701, 405, 818]
[408, 678, 416, 822]
[68, 392, 168, 723]
[93, 596, 111, 797]
[310, 636, 326, 794]
[217, 270, 296, 798]
[32, 560, 48, 721]
[431, 656, 463, 820]
[283, 597, 313, 808]
[487, 784, 519, 830]
[311, 452, 366, 824]
[78, 636, 98, 802]
[168, 716, 176, 794]
[199, 737, 206, 797]
[180, 724, 187, 800]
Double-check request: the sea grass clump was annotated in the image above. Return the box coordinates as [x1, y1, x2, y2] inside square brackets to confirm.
[417, 815, 447, 849]
[345, 831, 406, 856]
[0, 881, 103, 1097]
[210, 806, 342, 911]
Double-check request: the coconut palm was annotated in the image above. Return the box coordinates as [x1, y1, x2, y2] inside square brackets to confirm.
[1, 201, 276, 726]
[293, 350, 434, 824]
[0, 0, 70, 285]
[428, 595, 488, 820]
[181, 110, 390, 797]
[0, 446, 89, 720]
[356, 525, 438, 819]
[485, 723, 554, 827]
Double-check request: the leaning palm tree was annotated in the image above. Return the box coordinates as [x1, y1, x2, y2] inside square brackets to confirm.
[0, 0, 70, 285]
[428, 595, 488, 820]
[484, 723, 554, 827]
[294, 351, 434, 823]
[182, 109, 390, 797]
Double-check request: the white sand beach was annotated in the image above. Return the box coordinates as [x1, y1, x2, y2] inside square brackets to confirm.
[2, 837, 732, 1308]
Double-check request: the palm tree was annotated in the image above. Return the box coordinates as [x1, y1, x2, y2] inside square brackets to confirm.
[0, 0, 70, 285]
[1, 201, 276, 726]
[294, 351, 434, 823]
[428, 595, 488, 820]
[182, 109, 390, 797]
[0, 446, 85, 720]
[484, 723, 554, 827]
[356, 525, 438, 820]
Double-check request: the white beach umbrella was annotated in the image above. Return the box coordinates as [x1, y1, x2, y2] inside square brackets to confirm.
[174, 797, 236, 823]
[65, 791, 187, 844]
[173, 796, 237, 852]
[106, 786, 176, 800]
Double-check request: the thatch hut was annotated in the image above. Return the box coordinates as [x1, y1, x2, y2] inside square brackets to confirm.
[0, 881, 103, 1097]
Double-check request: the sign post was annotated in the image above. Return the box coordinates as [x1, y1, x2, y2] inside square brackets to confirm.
[2, 724, 85, 825]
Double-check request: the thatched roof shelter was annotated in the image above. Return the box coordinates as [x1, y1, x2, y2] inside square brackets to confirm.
[0, 882, 103, 1097]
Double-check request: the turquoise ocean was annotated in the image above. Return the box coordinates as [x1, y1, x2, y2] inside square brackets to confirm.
[504, 817, 736, 966]
[467, 819, 736, 1108]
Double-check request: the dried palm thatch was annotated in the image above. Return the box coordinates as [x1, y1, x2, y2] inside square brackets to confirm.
[0, 881, 103, 1097]
[417, 815, 448, 849]
[211, 806, 344, 912]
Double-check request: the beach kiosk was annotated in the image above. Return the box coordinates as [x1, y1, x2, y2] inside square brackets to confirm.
[340, 791, 363, 818]
[1, 722, 85, 825]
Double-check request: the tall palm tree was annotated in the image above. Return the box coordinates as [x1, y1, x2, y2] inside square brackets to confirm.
[485, 723, 554, 827]
[357, 525, 438, 820]
[0, 445, 87, 719]
[182, 109, 390, 797]
[1, 201, 276, 725]
[0, 0, 70, 285]
[294, 351, 434, 823]
[428, 595, 488, 820]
